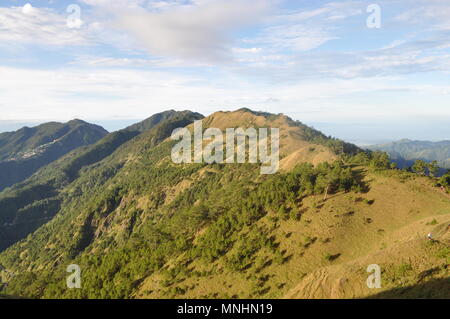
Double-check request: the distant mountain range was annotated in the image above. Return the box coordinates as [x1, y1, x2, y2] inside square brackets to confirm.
[0, 120, 108, 192]
[0, 110, 202, 252]
[367, 139, 450, 169]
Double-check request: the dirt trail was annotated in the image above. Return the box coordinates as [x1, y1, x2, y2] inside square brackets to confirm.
[283, 264, 366, 299]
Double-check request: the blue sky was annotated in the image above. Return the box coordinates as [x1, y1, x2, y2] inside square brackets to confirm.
[0, 0, 449, 144]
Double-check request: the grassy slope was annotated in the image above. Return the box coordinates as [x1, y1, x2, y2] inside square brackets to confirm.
[136, 169, 449, 299]
[283, 170, 450, 299]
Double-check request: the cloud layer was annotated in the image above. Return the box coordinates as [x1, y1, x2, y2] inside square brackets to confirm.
[111, 0, 272, 63]
[0, 0, 449, 141]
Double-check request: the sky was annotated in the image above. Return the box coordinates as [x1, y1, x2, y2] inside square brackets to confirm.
[0, 0, 449, 144]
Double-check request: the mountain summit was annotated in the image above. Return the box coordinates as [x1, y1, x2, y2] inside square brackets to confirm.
[0, 120, 108, 192]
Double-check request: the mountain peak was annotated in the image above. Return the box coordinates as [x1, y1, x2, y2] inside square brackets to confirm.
[68, 119, 87, 125]
[126, 110, 204, 133]
[0, 119, 108, 191]
[234, 107, 275, 117]
[193, 108, 360, 171]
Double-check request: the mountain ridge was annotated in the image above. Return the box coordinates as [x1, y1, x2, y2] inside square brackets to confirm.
[0, 110, 203, 252]
[0, 109, 448, 300]
[0, 120, 108, 192]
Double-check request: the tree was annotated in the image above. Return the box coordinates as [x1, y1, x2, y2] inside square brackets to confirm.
[350, 152, 370, 165]
[278, 206, 288, 219]
[438, 173, 450, 190]
[370, 152, 390, 169]
[412, 160, 427, 175]
[428, 161, 439, 177]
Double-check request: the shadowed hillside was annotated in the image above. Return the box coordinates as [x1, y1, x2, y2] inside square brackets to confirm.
[367, 277, 449, 299]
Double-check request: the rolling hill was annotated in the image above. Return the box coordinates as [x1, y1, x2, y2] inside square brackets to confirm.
[0, 109, 448, 299]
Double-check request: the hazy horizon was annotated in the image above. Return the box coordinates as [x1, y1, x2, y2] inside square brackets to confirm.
[1, 113, 449, 146]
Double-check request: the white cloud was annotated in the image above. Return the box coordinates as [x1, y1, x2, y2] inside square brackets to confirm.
[395, 3, 450, 30]
[233, 29, 450, 82]
[79, 0, 145, 9]
[0, 65, 207, 120]
[108, 0, 272, 63]
[247, 1, 363, 53]
[70, 54, 214, 68]
[22, 3, 34, 15]
[0, 5, 88, 46]
[232, 48, 263, 54]
[253, 24, 336, 52]
[1, 65, 449, 124]
[1, 0, 450, 134]
[72, 56, 153, 67]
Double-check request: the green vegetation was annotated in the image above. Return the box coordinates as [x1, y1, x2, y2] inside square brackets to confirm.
[437, 171, 450, 192]
[412, 160, 428, 175]
[0, 156, 364, 298]
[0, 111, 203, 252]
[0, 109, 365, 299]
[0, 109, 448, 300]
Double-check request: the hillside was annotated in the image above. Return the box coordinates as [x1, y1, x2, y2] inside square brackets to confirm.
[129, 166, 449, 299]
[0, 110, 203, 252]
[0, 120, 108, 192]
[0, 109, 448, 299]
[368, 139, 450, 169]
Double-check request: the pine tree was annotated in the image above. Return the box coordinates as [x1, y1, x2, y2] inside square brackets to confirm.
[428, 161, 439, 177]
[412, 160, 427, 175]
